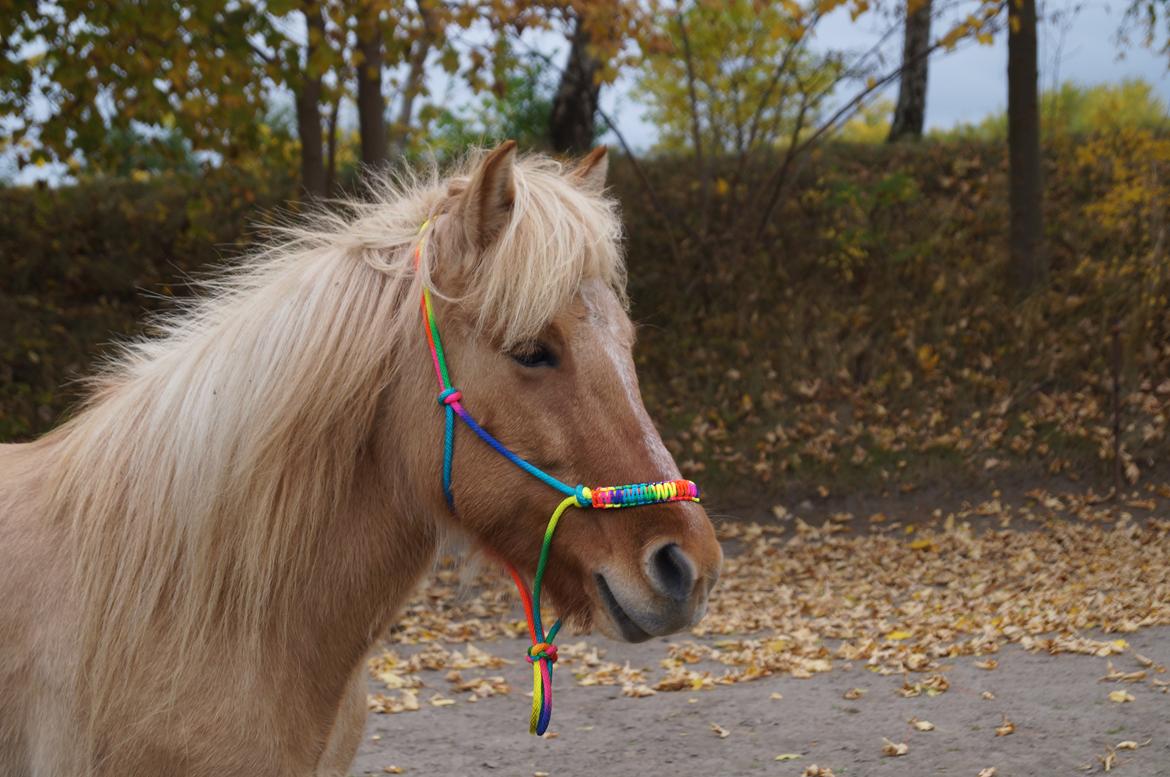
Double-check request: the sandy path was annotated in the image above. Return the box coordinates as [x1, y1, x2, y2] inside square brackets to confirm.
[353, 626, 1170, 776]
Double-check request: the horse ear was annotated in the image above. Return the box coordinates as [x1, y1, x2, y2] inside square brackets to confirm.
[569, 146, 608, 194]
[458, 140, 517, 252]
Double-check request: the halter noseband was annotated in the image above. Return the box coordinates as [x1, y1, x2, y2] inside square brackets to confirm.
[414, 219, 700, 736]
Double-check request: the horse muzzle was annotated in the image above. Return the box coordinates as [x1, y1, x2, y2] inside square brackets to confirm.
[593, 539, 720, 642]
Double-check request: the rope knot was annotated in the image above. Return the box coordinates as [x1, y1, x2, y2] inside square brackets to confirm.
[526, 642, 558, 664]
[437, 388, 463, 406]
[574, 484, 592, 508]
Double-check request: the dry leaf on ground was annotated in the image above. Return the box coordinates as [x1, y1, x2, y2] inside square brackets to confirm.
[802, 766, 835, 777]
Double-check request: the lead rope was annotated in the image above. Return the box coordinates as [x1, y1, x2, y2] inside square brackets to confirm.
[414, 220, 700, 735]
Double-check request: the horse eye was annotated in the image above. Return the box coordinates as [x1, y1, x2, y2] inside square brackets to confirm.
[510, 342, 558, 369]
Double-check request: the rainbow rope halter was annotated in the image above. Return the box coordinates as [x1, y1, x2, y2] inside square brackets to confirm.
[414, 220, 700, 736]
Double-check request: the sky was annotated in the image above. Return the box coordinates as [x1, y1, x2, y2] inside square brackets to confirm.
[4, 0, 1168, 183]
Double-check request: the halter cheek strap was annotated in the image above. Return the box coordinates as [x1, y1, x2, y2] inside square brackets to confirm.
[414, 220, 700, 735]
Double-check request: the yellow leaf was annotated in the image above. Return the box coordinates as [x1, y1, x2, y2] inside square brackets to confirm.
[886, 630, 912, 641]
[1109, 690, 1135, 703]
[775, 753, 803, 761]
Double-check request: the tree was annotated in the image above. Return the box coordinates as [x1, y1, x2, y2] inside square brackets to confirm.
[354, 0, 388, 168]
[294, 1, 329, 197]
[549, 12, 602, 153]
[1007, 0, 1047, 291]
[888, 0, 932, 142]
[1124, 0, 1170, 57]
[636, 1, 839, 158]
[0, 0, 347, 196]
[0, 2, 267, 173]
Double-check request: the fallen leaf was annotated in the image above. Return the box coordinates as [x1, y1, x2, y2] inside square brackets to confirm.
[1108, 690, 1135, 703]
[881, 737, 909, 756]
[802, 766, 836, 777]
[770, 692, 784, 700]
[844, 687, 866, 700]
[1101, 660, 1147, 682]
[995, 716, 1015, 736]
[977, 769, 997, 777]
[775, 753, 803, 761]
[622, 682, 657, 698]
[975, 658, 998, 670]
[909, 717, 934, 731]
[382, 768, 404, 775]
[710, 722, 730, 739]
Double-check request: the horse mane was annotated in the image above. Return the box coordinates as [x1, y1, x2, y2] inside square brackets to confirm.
[40, 150, 625, 728]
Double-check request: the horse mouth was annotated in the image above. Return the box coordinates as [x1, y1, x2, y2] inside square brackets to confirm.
[594, 573, 653, 643]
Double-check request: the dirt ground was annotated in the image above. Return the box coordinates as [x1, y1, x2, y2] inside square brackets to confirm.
[352, 482, 1170, 777]
[353, 627, 1170, 776]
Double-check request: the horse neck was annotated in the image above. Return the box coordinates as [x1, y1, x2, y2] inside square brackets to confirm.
[280, 424, 441, 682]
[197, 262, 448, 682]
[191, 257, 451, 689]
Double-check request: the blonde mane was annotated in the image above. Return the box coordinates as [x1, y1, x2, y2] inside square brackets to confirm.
[40, 151, 625, 734]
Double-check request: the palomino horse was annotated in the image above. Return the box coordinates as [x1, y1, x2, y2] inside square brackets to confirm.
[0, 142, 721, 776]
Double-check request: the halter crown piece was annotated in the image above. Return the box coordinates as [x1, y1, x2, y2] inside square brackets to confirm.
[414, 220, 701, 736]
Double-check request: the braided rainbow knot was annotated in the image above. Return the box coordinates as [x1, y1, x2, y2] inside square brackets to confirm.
[526, 642, 558, 664]
[590, 479, 700, 509]
[437, 387, 463, 406]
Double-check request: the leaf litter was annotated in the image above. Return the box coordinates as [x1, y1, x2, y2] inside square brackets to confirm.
[366, 488, 1170, 716]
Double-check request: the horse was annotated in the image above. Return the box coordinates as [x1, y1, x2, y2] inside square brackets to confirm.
[0, 142, 722, 776]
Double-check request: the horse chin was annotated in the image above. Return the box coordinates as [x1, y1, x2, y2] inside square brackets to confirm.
[593, 573, 655, 643]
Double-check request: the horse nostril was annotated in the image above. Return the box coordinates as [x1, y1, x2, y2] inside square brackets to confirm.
[646, 543, 695, 602]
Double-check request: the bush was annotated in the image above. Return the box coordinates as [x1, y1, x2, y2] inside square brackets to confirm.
[0, 167, 295, 439]
[3, 137, 1169, 497]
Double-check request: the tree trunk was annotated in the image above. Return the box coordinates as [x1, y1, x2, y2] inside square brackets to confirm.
[389, 29, 433, 158]
[325, 91, 341, 195]
[549, 14, 602, 154]
[294, 2, 327, 198]
[356, 3, 387, 169]
[1007, 0, 1047, 291]
[888, 0, 932, 142]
